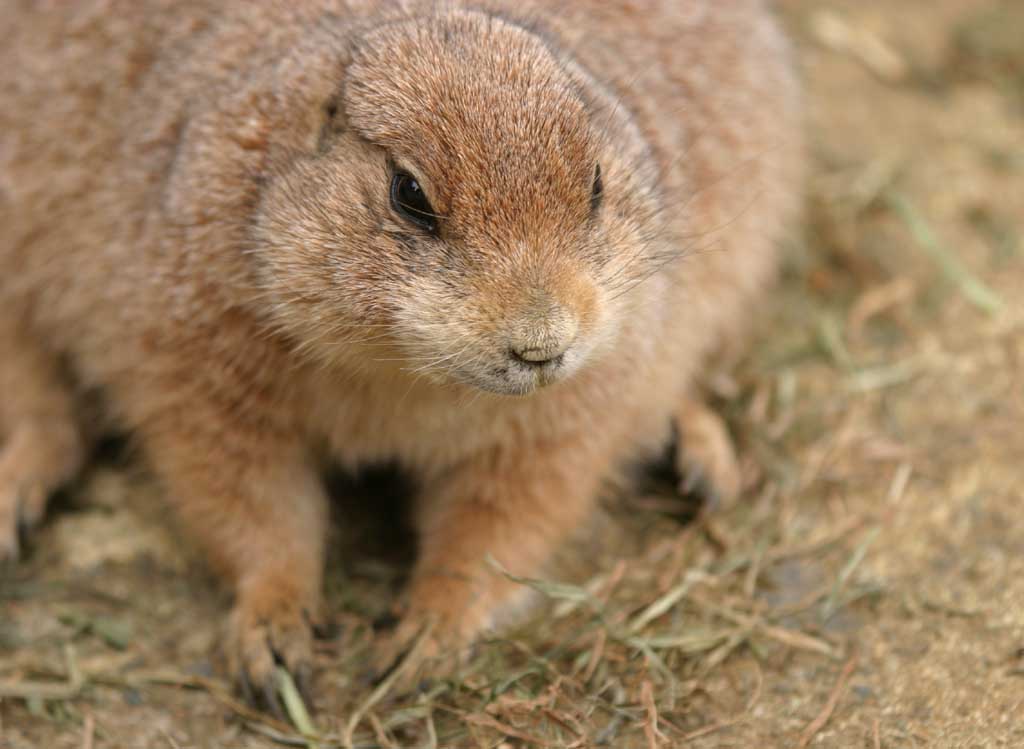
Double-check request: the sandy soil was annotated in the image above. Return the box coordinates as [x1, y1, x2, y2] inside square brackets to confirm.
[2, 1, 1022, 747]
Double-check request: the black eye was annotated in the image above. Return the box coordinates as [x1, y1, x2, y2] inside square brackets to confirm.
[390, 171, 438, 233]
[590, 163, 603, 214]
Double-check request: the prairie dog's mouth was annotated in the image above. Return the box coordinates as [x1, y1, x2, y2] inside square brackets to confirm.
[449, 347, 581, 396]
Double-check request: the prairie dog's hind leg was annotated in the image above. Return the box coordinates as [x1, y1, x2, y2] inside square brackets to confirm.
[674, 396, 741, 510]
[0, 324, 86, 561]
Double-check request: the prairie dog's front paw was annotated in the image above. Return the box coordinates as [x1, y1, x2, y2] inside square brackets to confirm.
[227, 587, 321, 715]
[0, 481, 51, 563]
[0, 421, 83, 563]
[372, 574, 493, 689]
[675, 398, 742, 510]
[372, 610, 478, 691]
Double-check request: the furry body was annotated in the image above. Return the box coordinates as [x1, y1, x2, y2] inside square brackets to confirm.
[0, 0, 801, 695]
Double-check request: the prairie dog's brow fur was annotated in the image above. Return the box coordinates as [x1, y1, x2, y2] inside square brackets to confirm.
[0, 0, 802, 695]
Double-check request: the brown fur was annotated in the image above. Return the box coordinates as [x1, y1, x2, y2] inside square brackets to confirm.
[0, 0, 801, 695]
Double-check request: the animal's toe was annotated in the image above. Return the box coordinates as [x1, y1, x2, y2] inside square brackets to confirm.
[0, 528, 19, 564]
[371, 611, 476, 693]
[15, 484, 48, 531]
[229, 601, 317, 716]
[0, 487, 22, 564]
[674, 399, 742, 511]
[677, 452, 740, 511]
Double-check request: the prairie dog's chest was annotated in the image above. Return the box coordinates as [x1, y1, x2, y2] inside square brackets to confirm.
[301, 369, 506, 472]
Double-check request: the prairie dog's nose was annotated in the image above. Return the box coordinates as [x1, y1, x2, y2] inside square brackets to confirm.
[510, 342, 569, 366]
[508, 304, 578, 367]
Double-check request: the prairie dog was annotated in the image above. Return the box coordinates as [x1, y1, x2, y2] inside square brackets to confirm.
[0, 0, 801, 701]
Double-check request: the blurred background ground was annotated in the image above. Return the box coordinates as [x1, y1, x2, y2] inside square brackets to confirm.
[2, 1, 1022, 747]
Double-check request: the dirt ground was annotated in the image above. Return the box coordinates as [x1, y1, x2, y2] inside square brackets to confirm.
[2, 1, 1023, 747]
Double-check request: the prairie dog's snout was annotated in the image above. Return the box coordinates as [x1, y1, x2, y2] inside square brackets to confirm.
[508, 293, 579, 366]
[436, 237, 606, 396]
[503, 287, 584, 388]
[424, 265, 601, 396]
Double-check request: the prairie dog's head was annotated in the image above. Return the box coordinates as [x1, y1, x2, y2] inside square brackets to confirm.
[256, 9, 661, 395]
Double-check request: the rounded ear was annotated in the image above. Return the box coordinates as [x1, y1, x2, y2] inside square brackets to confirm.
[316, 91, 350, 153]
[160, 27, 355, 237]
[261, 27, 355, 156]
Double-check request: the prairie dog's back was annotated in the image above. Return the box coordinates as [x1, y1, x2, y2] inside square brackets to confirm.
[0, 1, 336, 331]
[1, 3, 210, 329]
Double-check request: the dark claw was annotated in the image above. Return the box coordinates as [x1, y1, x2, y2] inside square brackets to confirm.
[694, 476, 721, 513]
[370, 650, 406, 688]
[261, 675, 285, 721]
[4, 489, 30, 563]
[310, 616, 339, 641]
[702, 484, 722, 513]
[238, 668, 257, 708]
[294, 663, 314, 708]
[680, 462, 704, 496]
[680, 462, 721, 512]
[372, 612, 399, 632]
[1, 533, 20, 565]
[356, 667, 377, 688]
[15, 517, 32, 559]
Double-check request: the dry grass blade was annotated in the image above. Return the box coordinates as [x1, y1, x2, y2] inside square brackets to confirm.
[0, 644, 84, 701]
[423, 703, 439, 749]
[810, 10, 907, 81]
[640, 680, 667, 749]
[822, 527, 880, 621]
[797, 653, 859, 748]
[275, 666, 320, 748]
[847, 278, 916, 341]
[81, 711, 95, 749]
[758, 625, 836, 658]
[488, 556, 595, 606]
[631, 629, 734, 655]
[699, 631, 750, 676]
[885, 191, 1004, 316]
[692, 598, 837, 657]
[679, 718, 743, 744]
[815, 314, 854, 370]
[553, 561, 628, 620]
[0, 677, 82, 701]
[845, 360, 919, 393]
[627, 639, 678, 686]
[627, 575, 698, 634]
[243, 723, 314, 747]
[580, 628, 606, 683]
[766, 516, 866, 563]
[887, 463, 913, 505]
[463, 712, 559, 746]
[368, 712, 396, 749]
